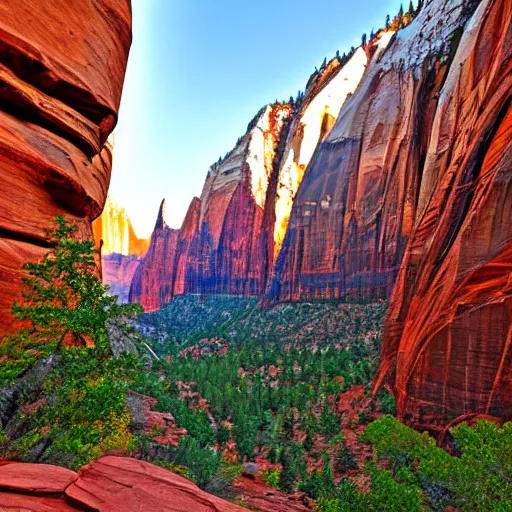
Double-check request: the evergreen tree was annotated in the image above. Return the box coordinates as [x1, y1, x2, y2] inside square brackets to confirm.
[361, 33, 367, 47]
[12, 216, 141, 351]
[408, 0, 415, 16]
[386, 14, 390, 29]
[278, 447, 296, 492]
[321, 452, 335, 493]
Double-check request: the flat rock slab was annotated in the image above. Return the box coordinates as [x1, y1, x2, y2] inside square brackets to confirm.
[0, 462, 77, 494]
[65, 456, 249, 512]
[0, 492, 77, 511]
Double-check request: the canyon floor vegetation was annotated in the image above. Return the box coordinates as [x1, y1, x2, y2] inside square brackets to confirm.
[0, 218, 511, 511]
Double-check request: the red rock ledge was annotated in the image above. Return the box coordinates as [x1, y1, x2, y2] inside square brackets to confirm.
[0, 456, 249, 512]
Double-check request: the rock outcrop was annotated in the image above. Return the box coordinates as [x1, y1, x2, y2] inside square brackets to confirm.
[0, 0, 132, 334]
[129, 200, 180, 311]
[0, 457, 249, 511]
[375, 0, 512, 428]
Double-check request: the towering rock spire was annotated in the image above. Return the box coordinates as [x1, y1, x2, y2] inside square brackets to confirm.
[154, 199, 168, 231]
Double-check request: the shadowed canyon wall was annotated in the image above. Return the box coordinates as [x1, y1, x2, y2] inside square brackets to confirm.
[0, 0, 132, 334]
[130, 103, 294, 308]
[129, 200, 180, 311]
[376, 0, 512, 428]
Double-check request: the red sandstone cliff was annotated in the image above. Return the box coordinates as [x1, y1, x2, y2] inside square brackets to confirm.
[129, 200, 180, 311]
[269, 1, 480, 302]
[375, 0, 512, 428]
[0, 0, 132, 334]
[130, 104, 292, 309]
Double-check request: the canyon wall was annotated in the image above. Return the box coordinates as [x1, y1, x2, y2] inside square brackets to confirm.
[0, 0, 132, 334]
[131, 48, 371, 309]
[376, 0, 512, 428]
[93, 197, 149, 257]
[130, 103, 293, 309]
[93, 197, 149, 303]
[129, 200, 180, 311]
[113, 0, 510, 426]
[269, 1, 478, 302]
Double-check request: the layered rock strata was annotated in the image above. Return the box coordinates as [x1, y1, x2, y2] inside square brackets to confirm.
[0, 0, 132, 334]
[269, 1, 479, 302]
[375, 0, 512, 428]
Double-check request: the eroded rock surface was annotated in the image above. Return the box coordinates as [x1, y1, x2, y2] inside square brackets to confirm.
[376, 0, 512, 427]
[0, 457, 250, 512]
[269, 0, 480, 302]
[129, 200, 180, 311]
[0, 0, 132, 334]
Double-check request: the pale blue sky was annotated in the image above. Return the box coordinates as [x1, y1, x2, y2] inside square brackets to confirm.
[110, 0, 407, 237]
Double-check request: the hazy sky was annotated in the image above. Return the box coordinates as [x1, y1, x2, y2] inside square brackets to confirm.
[110, 0, 406, 238]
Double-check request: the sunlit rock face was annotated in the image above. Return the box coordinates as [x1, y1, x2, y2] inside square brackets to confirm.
[0, 0, 131, 334]
[273, 47, 368, 261]
[93, 197, 149, 257]
[177, 104, 292, 298]
[268, 0, 479, 303]
[129, 201, 180, 311]
[93, 198, 148, 304]
[376, 0, 512, 427]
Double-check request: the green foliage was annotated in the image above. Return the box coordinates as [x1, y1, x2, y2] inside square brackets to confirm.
[2, 217, 142, 468]
[262, 468, 281, 488]
[173, 436, 221, 487]
[33, 349, 139, 468]
[362, 415, 512, 511]
[11, 215, 141, 352]
[315, 464, 425, 511]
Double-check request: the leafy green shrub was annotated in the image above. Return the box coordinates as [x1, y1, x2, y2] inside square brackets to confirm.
[362, 415, 512, 511]
[173, 436, 220, 487]
[262, 468, 281, 488]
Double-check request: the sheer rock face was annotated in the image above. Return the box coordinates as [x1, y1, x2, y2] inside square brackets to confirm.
[0, 457, 249, 512]
[129, 201, 180, 311]
[102, 253, 142, 304]
[172, 197, 201, 297]
[130, 104, 292, 310]
[268, 0, 479, 303]
[272, 47, 368, 263]
[93, 197, 150, 258]
[186, 104, 292, 297]
[376, 0, 512, 427]
[0, 0, 132, 333]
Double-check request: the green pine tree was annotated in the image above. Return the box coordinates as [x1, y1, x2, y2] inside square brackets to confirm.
[12, 215, 141, 352]
[278, 446, 296, 492]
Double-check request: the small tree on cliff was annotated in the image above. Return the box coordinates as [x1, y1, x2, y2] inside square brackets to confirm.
[12, 215, 141, 352]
